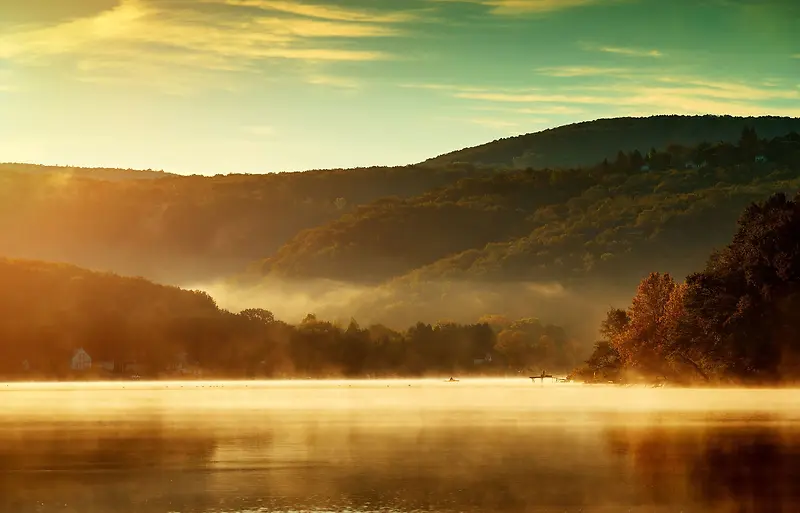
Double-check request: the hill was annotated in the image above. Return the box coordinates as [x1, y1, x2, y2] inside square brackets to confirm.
[0, 163, 175, 181]
[246, 130, 800, 335]
[3, 115, 799, 334]
[0, 165, 490, 284]
[0, 258, 580, 379]
[262, 130, 800, 287]
[423, 115, 800, 169]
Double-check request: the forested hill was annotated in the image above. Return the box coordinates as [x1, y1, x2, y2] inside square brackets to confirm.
[0, 165, 489, 283]
[0, 258, 580, 379]
[2, 116, 799, 295]
[423, 115, 800, 169]
[0, 163, 176, 181]
[262, 131, 800, 292]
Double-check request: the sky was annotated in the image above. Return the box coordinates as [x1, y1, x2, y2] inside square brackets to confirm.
[0, 0, 798, 175]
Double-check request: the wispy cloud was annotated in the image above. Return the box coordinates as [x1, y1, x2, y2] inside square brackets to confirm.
[470, 104, 585, 115]
[535, 65, 632, 77]
[0, 0, 409, 90]
[306, 74, 361, 89]
[594, 45, 663, 57]
[410, 77, 800, 118]
[654, 77, 800, 101]
[221, 0, 420, 23]
[398, 82, 490, 93]
[430, 0, 620, 15]
[455, 91, 612, 104]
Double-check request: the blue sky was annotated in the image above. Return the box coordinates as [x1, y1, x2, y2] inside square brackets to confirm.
[0, 0, 798, 174]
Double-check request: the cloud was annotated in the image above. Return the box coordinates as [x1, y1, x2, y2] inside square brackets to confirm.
[455, 91, 613, 104]
[398, 82, 490, 93]
[653, 77, 800, 101]
[470, 105, 585, 115]
[0, 0, 408, 89]
[306, 74, 361, 89]
[220, 0, 420, 23]
[594, 45, 663, 57]
[411, 77, 800, 118]
[430, 0, 620, 15]
[535, 66, 632, 77]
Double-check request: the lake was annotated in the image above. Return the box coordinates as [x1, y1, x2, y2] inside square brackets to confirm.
[2, 379, 799, 513]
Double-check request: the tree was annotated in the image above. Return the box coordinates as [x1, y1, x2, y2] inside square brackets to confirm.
[630, 150, 645, 170]
[609, 273, 677, 378]
[600, 308, 629, 343]
[739, 126, 759, 159]
[239, 308, 275, 324]
[615, 151, 630, 171]
[681, 192, 800, 382]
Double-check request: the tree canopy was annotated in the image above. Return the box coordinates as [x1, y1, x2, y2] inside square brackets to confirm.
[262, 131, 800, 293]
[575, 191, 800, 385]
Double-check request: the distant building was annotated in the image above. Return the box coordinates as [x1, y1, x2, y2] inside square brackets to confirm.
[71, 348, 92, 371]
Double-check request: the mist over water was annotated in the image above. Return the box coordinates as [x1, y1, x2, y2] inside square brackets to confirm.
[3, 379, 800, 513]
[186, 277, 625, 341]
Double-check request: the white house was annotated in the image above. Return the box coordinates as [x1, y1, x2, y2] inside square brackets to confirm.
[71, 348, 92, 371]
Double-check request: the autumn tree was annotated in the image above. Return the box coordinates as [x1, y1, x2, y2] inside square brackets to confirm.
[681, 192, 800, 383]
[611, 272, 677, 375]
[570, 308, 627, 382]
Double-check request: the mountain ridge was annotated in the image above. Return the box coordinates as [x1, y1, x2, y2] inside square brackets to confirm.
[422, 115, 800, 169]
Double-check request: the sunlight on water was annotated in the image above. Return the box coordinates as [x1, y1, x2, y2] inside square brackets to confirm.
[2, 379, 799, 513]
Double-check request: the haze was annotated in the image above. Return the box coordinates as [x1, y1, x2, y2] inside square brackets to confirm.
[3, 380, 800, 512]
[2, 1, 800, 510]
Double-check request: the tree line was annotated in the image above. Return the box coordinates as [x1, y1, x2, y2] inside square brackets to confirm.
[0, 259, 579, 380]
[425, 115, 800, 169]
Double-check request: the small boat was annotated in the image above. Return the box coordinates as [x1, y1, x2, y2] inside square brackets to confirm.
[446, 377, 459, 382]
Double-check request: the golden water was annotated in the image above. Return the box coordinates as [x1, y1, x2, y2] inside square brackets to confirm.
[2, 379, 799, 512]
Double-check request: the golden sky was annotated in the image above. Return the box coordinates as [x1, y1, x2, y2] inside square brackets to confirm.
[1, 0, 798, 174]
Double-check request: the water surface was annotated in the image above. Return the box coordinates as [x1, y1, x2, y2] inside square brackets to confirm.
[2, 379, 799, 513]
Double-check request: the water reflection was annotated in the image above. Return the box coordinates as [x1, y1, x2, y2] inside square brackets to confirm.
[0, 381, 798, 513]
[606, 425, 800, 513]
